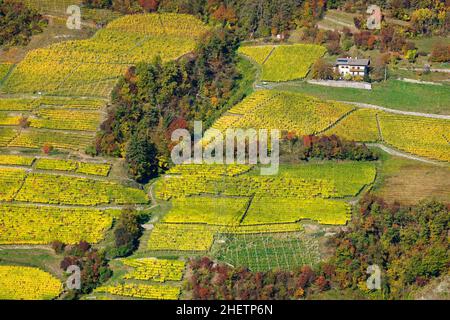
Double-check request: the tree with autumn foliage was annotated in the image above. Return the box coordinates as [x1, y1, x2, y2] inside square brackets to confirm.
[138, 0, 159, 12]
[209, 2, 237, 26]
[0, 0, 47, 47]
[280, 134, 378, 162]
[311, 58, 334, 80]
[59, 241, 112, 299]
[42, 143, 53, 155]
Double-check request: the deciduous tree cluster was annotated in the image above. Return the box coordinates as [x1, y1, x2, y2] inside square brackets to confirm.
[328, 196, 449, 299]
[56, 241, 112, 298]
[281, 134, 379, 162]
[96, 29, 240, 182]
[185, 257, 332, 300]
[0, 0, 47, 47]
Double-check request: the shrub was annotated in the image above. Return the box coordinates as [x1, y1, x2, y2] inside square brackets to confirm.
[60, 241, 112, 297]
[111, 209, 143, 258]
[41, 143, 53, 155]
[51, 240, 66, 254]
[281, 134, 379, 162]
[18, 116, 30, 128]
[311, 58, 334, 80]
[430, 42, 450, 62]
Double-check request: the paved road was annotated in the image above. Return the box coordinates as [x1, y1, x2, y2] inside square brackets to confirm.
[253, 80, 449, 166]
[256, 82, 450, 119]
[337, 101, 450, 120]
[0, 245, 52, 250]
[367, 143, 442, 165]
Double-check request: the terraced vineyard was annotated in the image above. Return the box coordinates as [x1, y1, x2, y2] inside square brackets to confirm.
[378, 114, 450, 162]
[149, 162, 376, 253]
[0, 155, 34, 166]
[94, 258, 185, 300]
[35, 158, 111, 176]
[0, 168, 28, 201]
[0, 12, 212, 301]
[243, 198, 351, 226]
[239, 44, 326, 81]
[161, 196, 249, 226]
[122, 258, 185, 282]
[231, 90, 450, 163]
[0, 204, 113, 244]
[0, 266, 62, 300]
[273, 163, 377, 198]
[24, 0, 82, 15]
[147, 223, 217, 252]
[325, 109, 380, 142]
[323, 108, 450, 162]
[0, 98, 34, 111]
[156, 174, 338, 200]
[0, 163, 145, 245]
[15, 172, 147, 206]
[211, 90, 354, 135]
[0, 128, 18, 146]
[166, 163, 253, 177]
[30, 109, 101, 131]
[156, 162, 376, 201]
[0, 97, 105, 151]
[8, 129, 95, 151]
[0, 112, 20, 126]
[95, 283, 180, 300]
[2, 14, 209, 97]
[0, 97, 105, 111]
[1, 6, 447, 302]
[239, 45, 275, 64]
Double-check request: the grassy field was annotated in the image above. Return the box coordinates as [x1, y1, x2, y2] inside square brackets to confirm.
[390, 68, 450, 83]
[373, 154, 450, 205]
[0, 248, 63, 279]
[275, 80, 450, 115]
[0, 64, 13, 82]
[413, 36, 450, 54]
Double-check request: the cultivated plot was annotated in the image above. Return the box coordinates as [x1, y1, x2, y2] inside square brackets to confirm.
[215, 233, 321, 272]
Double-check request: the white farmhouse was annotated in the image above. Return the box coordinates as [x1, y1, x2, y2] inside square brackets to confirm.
[335, 57, 370, 77]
